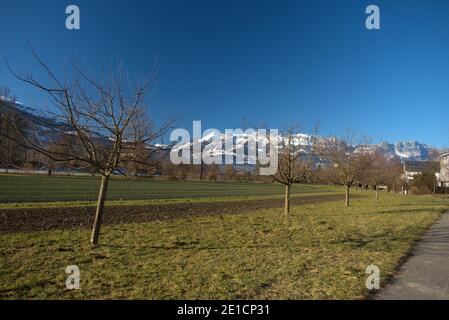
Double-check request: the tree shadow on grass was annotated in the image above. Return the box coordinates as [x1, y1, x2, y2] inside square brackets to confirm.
[372, 207, 446, 215]
[328, 231, 411, 249]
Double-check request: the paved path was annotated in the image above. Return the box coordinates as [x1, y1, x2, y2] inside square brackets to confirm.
[376, 212, 449, 300]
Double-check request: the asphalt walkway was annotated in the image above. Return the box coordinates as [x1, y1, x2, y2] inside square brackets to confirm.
[376, 212, 449, 299]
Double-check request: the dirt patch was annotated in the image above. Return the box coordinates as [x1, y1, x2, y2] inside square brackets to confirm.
[0, 194, 361, 234]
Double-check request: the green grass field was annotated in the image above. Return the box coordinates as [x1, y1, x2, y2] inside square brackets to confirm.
[0, 175, 340, 208]
[0, 174, 338, 202]
[1, 190, 448, 299]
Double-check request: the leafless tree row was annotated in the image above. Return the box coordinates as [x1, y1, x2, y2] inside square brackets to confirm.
[2, 48, 431, 245]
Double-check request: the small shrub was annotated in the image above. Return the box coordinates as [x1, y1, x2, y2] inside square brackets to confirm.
[409, 185, 431, 195]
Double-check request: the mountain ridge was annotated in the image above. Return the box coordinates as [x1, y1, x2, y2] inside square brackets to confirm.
[1, 98, 440, 162]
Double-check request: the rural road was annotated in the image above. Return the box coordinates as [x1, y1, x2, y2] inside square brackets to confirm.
[376, 211, 449, 300]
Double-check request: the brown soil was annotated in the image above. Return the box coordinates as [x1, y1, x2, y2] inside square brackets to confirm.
[0, 194, 361, 234]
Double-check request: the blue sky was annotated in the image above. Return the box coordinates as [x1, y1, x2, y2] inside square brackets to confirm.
[1, 0, 449, 147]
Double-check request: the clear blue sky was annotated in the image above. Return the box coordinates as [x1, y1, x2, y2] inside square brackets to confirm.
[1, 0, 449, 147]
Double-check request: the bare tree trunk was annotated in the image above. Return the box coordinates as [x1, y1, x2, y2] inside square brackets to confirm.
[199, 163, 204, 181]
[284, 184, 291, 216]
[91, 175, 110, 245]
[47, 156, 52, 176]
[345, 184, 350, 207]
[375, 185, 379, 200]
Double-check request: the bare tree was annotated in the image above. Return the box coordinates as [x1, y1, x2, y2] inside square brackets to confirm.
[207, 164, 220, 181]
[224, 164, 235, 181]
[3, 51, 174, 245]
[0, 86, 15, 148]
[365, 151, 389, 200]
[0, 87, 28, 171]
[384, 159, 404, 194]
[427, 161, 440, 195]
[315, 164, 340, 185]
[271, 126, 314, 216]
[324, 131, 368, 207]
[304, 122, 320, 184]
[199, 161, 206, 181]
[428, 148, 442, 161]
[0, 86, 15, 104]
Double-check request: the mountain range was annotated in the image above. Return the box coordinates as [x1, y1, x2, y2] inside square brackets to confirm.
[174, 131, 436, 162]
[1, 98, 439, 162]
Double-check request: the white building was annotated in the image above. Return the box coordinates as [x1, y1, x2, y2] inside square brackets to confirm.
[403, 160, 440, 183]
[440, 153, 449, 187]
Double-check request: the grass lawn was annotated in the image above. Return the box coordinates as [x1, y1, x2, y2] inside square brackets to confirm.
[0, 175, 338, 206]
[1, 193, 447, 299]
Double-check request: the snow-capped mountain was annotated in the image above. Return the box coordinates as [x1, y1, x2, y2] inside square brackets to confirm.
[394, 141, 430, 160]
[2, 98, 437, 163]
[173, 131, 435, 163]
[1, 98, 112, 145]
[355, 141, 432, 161]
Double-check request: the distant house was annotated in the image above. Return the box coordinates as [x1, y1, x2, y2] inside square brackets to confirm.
[440, 153, 449, 187]
[403, 160, 440, 182]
